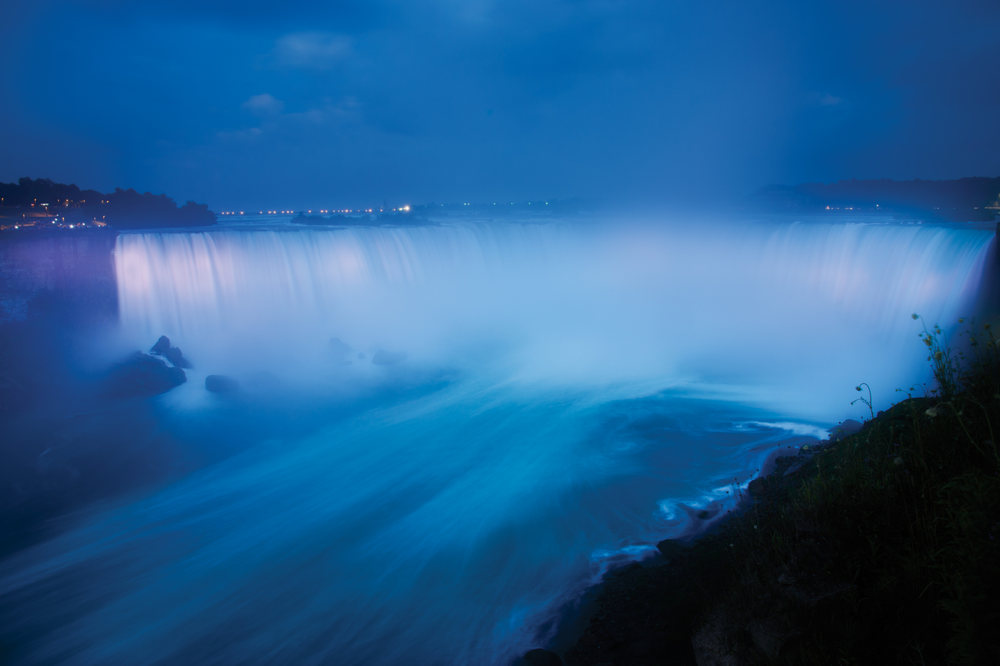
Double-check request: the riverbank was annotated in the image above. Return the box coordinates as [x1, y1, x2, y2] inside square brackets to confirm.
[534, 429, 845, 665]
[542, 320, 1000, 665]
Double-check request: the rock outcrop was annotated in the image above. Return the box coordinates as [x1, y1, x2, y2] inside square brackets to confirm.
[150, 335, 192, 369]
[106, 352, 186, 397]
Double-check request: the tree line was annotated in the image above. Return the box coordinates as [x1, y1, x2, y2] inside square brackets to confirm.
[0, 177, 216, 229]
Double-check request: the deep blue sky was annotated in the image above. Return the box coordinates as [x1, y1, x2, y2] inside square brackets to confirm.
[2, 0, 998, 210]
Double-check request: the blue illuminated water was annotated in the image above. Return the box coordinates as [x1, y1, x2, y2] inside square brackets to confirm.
[0, 215, 993, 664]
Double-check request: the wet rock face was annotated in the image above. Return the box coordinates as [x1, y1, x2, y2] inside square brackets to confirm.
[106, 352, 186, 397]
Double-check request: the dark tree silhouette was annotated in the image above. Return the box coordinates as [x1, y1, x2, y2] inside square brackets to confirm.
[1, 177, 217, 229]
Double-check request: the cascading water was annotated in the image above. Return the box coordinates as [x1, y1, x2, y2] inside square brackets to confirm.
[0, 216, 993, 664]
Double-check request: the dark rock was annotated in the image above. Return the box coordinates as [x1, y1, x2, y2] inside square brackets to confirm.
[163, 346, 192, 369]
[150, 335, 171, 355]
[630, 639, 651, 656]
[149, 335, 192, 368]
[371, 349, 407, 366]
[106, 352, 186, 397]
[205, 375, 239, 393]
[521, 648, 562, 666]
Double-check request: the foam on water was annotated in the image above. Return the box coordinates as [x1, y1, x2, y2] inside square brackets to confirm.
[0, 215, 993, 664]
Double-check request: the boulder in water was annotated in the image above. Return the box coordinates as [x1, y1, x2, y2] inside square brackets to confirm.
[371, 349, 407, 366]
[205, 375, 239, 394]
[149, 335, 193, 369]
[106, 352, 186, 397]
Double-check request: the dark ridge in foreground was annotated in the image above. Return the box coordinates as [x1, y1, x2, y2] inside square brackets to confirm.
[549, 320, 1000, 666]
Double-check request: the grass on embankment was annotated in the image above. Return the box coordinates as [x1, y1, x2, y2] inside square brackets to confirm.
[693, 316, 1000, 665]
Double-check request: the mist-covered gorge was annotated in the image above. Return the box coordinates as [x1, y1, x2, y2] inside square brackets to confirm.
[0, 216, 994, 665]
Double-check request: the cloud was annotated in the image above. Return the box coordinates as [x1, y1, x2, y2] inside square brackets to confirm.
[216, 97, 362, 144]
[819, 93, 844, 106]
[242, 93, 285, 115]
[275, 32, 352, 69]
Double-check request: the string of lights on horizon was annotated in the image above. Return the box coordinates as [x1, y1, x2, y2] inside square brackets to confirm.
[219, 206, 411, 216]
[217, 202, 563, 215]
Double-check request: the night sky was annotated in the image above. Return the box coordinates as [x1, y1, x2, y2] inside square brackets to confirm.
[2, 0, 998, 210]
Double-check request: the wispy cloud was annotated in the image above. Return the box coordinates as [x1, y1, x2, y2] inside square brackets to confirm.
[242, 93, 285, 115]
[275, 32, 353, 69]
[218, 97, 362, 142]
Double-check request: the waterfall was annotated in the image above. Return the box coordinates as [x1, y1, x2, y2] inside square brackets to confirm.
[114, 219, 992, 416]
[0, 217, 992, 666]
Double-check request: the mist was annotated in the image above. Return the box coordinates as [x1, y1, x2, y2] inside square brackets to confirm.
[115, 215, 989, 419]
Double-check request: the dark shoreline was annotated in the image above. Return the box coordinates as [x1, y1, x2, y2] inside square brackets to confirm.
[542, 377, 1000, 664]
[534, 422, 861, 666]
